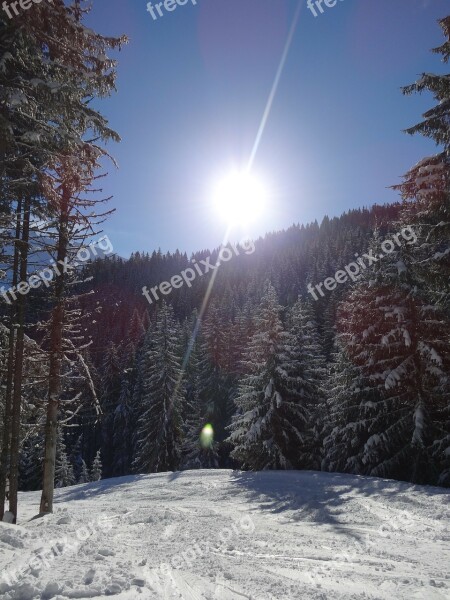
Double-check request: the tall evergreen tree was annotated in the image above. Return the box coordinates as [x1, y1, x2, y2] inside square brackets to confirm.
[100, 342, 122, 477]
[38, 0, 126, 516]
[392, 15, 450, 484]
[337, 235, 449, 484]
[124, 309, 146, 363]
[90, 450, 102, 482]
[69, 434, 84, 483]
[393, 16, 449, 308]
[19, 431, 44, 492]
[133, 303, 184, 473]
[199, 302, 230, 441]
[228, 283, 317, 470]
[55, 431, 75, 489]
[112, 378, 133, 476]
[322, 343, 382, 475]
[0, 0, 126, 520]
[180, 318, 219, 469]
[78, 459, 90, 484]
[286, 298, 326, 468]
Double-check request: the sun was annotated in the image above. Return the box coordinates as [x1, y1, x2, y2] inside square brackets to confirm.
[213, 170, 267, 226]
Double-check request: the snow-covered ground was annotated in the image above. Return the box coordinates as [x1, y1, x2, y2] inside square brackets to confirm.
[0, 470, 448, 600]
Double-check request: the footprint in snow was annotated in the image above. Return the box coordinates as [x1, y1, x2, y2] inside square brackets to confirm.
[98, 548, 115, 557]
[84, 568, 96, 585]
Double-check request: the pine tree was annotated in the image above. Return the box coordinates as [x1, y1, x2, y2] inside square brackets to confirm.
[181, 318, 219, 469]
[19, 432, 44, 492]
[37, 0, 126, 516]
[112, 378, 133, 476]
[0, 0, 126, 520]
[322, 344, 382, 475]
[100, 342, 123, 477]
[90, 450, 102, 482]
[337, 234, 449, 485]
[182, 418, 220, 470]
[125, 309, 146, 362]
[133, 303, 184, 473]
[199, 302, 230, 441]
[78, 460, 90, 484]
[55, 431, 75, 489]
[393, 17, 449, 307]
[228, 283, 317, 470]
[391, 16, 450, 484]
[0, 325, 8, 459]
[286, 298, 327, 468]
[69, 434, 84, 483]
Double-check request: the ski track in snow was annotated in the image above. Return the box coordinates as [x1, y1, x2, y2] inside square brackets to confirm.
[0, 470, 448, 599]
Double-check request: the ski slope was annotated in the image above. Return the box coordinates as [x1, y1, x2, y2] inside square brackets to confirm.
[0, 470, 448, 599]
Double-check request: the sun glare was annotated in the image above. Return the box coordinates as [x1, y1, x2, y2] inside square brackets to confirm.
[213, 170, 267, 226]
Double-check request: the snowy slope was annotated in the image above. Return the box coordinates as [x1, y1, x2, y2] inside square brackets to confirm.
[0, 470, 448, 600]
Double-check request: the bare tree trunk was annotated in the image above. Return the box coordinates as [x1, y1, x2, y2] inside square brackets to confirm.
[8, 196, 30, 523]
[40, 189, 69, 515]
[0, 201, 21, 521]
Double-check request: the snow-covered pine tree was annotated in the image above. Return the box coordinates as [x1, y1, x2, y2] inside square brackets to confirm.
[182, 376, 220, 470]
[337, 232, 450, 485]
[0, 0, 126, 520]
[36, 0, 126, 516]
[130, 338, 147, 461]
[0, 325, 8, 455]
[100, 342, 123, 477]
[392, 16, 450, 312]
[180, 316, 219, 469]
[182, 421, 220, 470]
[321, 343, 382, 475]
[69, 434, 84, 483]
[1, 327, 48, 505]
[179, 311, 201, 422]
[391, 16, 450, 484]
[0, 0, 80, 360]
[102, 343, 122, 405]
[233, 301, 256, 377]
[286, 297, 327, 469]
[19, 432, 44, 492]
[133, 303, 184, 473]
[112, 378, 133, 476]
[78, 460, 90, 484]
[199, 302, 230, 441]
[90, 450, 102, 482]
[124, 309, 146, 364]
[228, 282, 316, 470]
[55, 431, 75, 489]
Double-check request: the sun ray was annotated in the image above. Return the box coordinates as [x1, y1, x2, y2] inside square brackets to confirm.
[246, 0, 303, 172]
[178, 4, 303, 392]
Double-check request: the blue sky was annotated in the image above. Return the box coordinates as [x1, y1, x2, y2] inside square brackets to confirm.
[86, 0, 449, 257]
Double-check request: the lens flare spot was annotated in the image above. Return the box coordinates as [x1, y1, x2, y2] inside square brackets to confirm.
[200, 424, 214, 448]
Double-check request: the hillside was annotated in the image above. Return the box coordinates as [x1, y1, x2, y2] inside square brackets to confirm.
[76, 204, 403, 363]
[1, 470, 448, 599]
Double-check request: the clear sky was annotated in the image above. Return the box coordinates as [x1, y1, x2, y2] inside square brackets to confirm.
[86, 0, 449, 257]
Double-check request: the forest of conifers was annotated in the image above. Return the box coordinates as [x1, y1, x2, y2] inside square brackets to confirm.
[0, 6, 449, 529]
